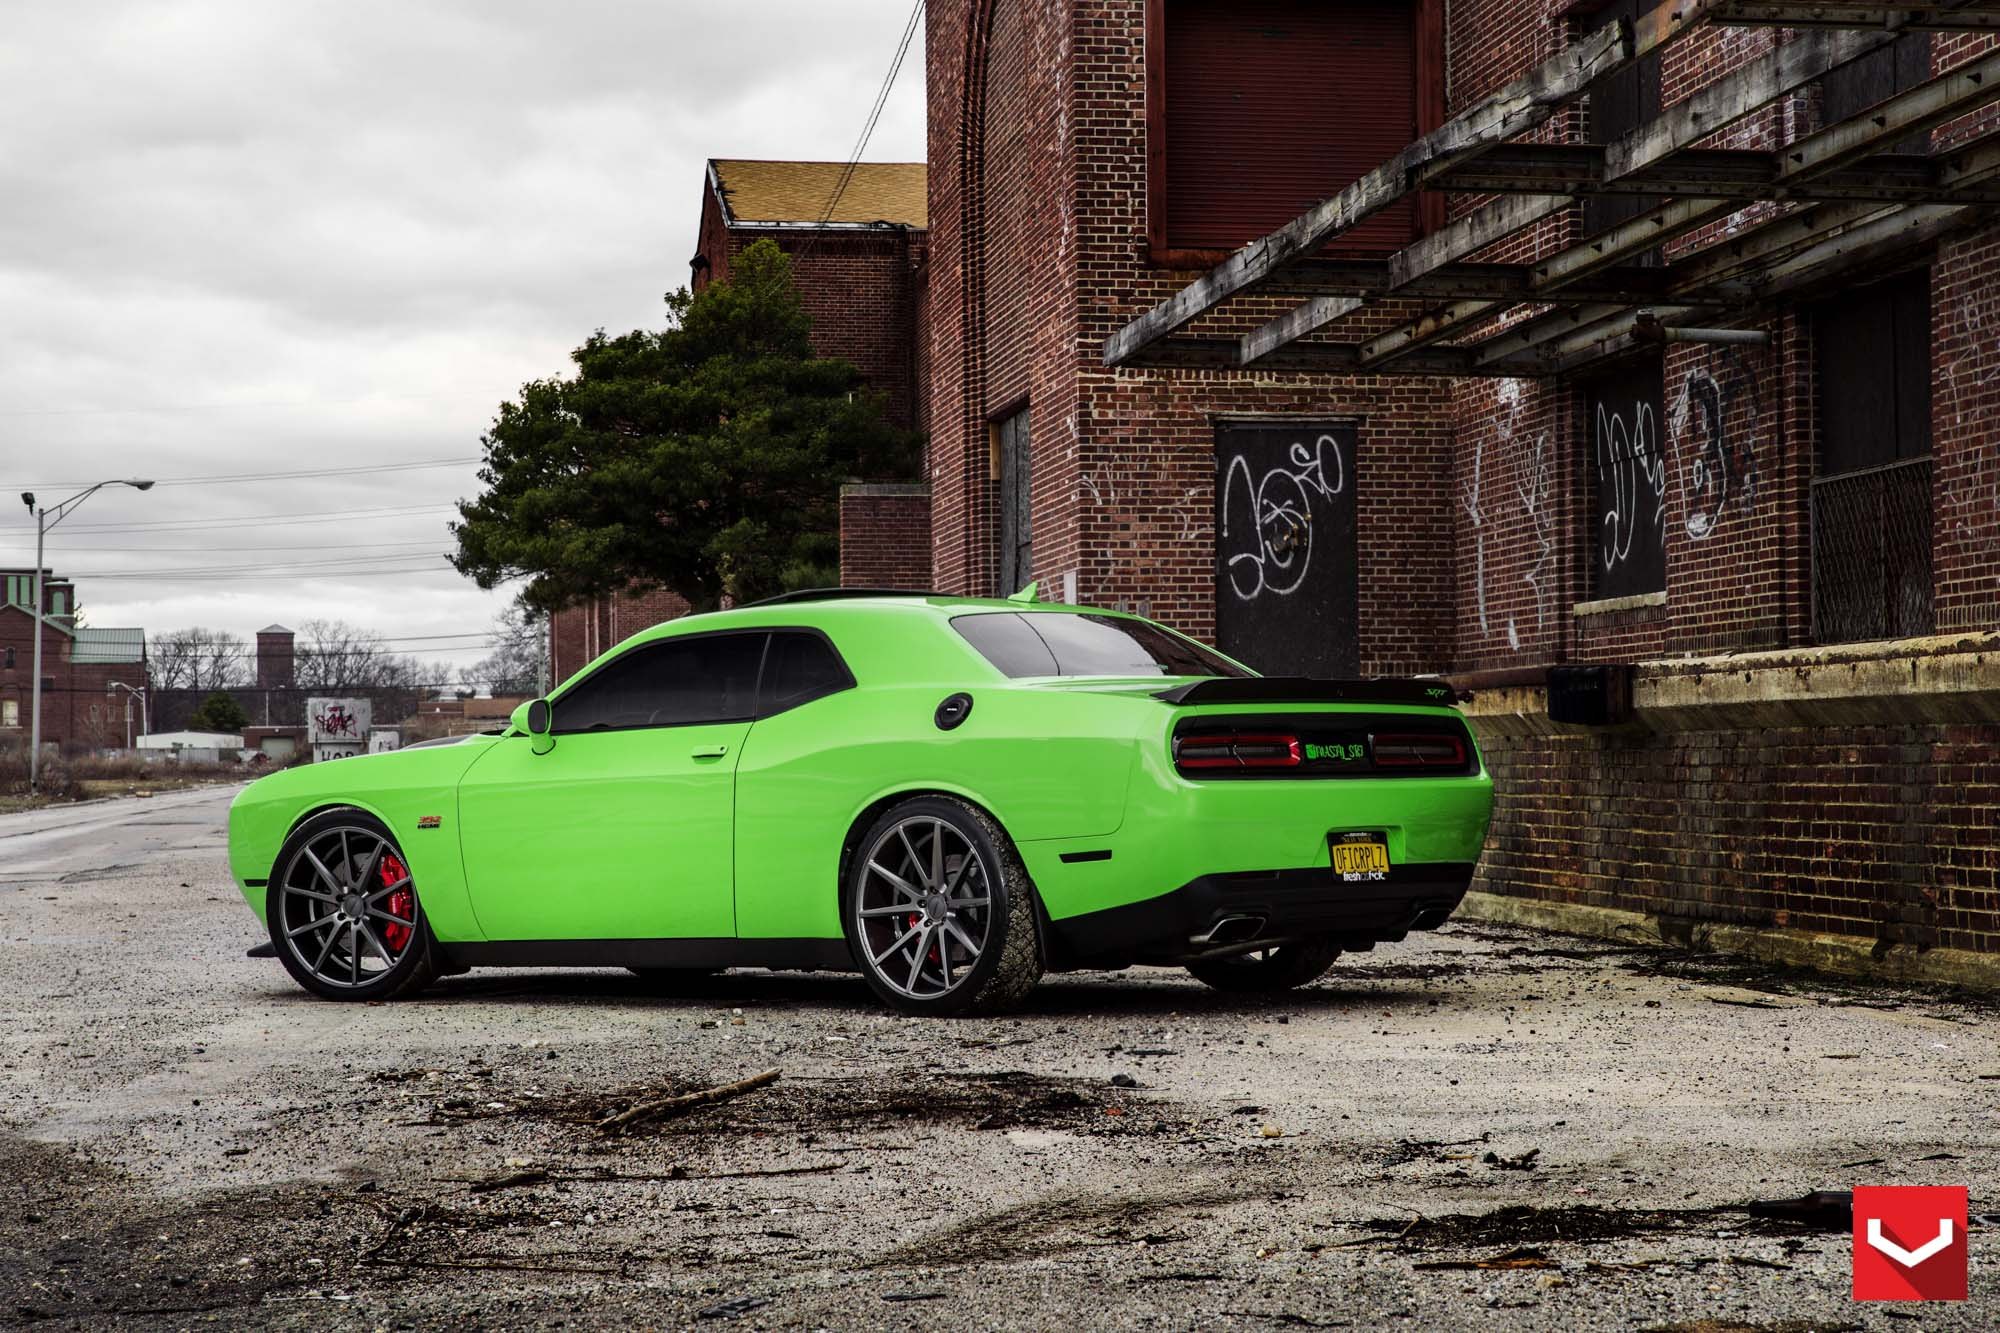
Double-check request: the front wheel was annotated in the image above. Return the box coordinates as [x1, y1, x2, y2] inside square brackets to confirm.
[843, 796, 1043, 1015]
[267, 808, 442, 1001]
[1184, 938, 1341, 994]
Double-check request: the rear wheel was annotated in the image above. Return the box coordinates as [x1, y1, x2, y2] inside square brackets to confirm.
[1184, 938, 1341, 994]
[267, 809, 442, 1002]
[844, 796, 1043, 1015]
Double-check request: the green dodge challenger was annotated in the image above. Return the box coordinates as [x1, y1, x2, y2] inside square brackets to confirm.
[231, 589, 1493, 1014]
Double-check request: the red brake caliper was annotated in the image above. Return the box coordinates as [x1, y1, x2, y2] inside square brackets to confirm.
[379, 853, 413, 951]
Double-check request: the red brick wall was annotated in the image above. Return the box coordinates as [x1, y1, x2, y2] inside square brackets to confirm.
[1477, 719, 2000, 956]
[927, 0, 1458, 671]
[923, 1, 2000, 956]
[840, 485, 934, 589]
[0, 606, 147, 750]
[694, 185, 927, 432]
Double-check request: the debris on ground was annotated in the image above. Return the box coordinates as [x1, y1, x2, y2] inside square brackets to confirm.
[594, 1068, 782, 1133]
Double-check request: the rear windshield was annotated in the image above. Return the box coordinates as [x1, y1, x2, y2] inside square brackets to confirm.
[952, 612, 1252, 679]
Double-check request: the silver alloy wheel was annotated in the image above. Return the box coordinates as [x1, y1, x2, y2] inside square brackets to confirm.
[853, 815, 994, 1000]
[275, 825, 417, 989]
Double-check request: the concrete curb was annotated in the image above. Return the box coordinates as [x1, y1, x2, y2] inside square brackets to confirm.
[1457, 889, 2000, 994]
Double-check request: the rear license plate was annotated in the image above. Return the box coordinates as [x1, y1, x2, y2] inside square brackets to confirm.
[1330, 832, 1390, 882]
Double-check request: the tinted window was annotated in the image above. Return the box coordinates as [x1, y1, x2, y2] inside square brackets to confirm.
[759, 631, 852, 715]
[953, 613, 1251, 679]
[553, 633, 765, 733]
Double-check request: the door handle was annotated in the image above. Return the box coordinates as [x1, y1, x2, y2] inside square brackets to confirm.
[691, 744, 728, 759]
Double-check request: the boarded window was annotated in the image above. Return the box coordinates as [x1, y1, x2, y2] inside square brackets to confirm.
[1581, 0, 1664, 246]
[994, 407, 1032, 596]
[1154, 0, 1421, 255]
[1587, 361, 1668, 600]
[1811, 270, 1934, 643]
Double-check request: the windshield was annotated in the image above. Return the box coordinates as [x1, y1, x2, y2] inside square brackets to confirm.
[952, 612, 1252, 679]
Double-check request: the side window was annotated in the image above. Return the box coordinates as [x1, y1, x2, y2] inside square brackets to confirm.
[552, 633, 765, 734]
[759, 632, 853, 716]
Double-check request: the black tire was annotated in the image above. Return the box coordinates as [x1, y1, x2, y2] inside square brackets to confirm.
[842, 795, 1044, 1016]
[266, 807, 442, 1002]
[1184, 938, 1342, 994]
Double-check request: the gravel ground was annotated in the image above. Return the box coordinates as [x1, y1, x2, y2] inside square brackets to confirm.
[2, 786, 1995, 1329]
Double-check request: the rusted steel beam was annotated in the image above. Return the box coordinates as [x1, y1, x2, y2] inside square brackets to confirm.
[1384, 193, 1572, 290]
[1115, 336, 1542, 378]
[1714, 2, 2000, 30]
[1262, 257, 1674, 303]
[1776, 45, 2000, 182]
[1439, 143, 2000, 203]
[1238, 297, 1366, 366]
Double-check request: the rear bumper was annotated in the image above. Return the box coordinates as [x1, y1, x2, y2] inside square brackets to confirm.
[1044, 861, 1475, 968]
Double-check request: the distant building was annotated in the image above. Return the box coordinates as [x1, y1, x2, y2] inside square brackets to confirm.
[0, 568, 147, 750]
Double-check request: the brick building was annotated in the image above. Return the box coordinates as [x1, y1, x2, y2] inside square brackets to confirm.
[908, 0, 2000, 971]
[0, 569, 147, 750]
[545, 158, 935, 685]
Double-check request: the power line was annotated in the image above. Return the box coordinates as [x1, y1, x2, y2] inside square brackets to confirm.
[77, 562, 460, 582]
[63, 552, 447, 578]
[0, 391, 463, 419]
[0, 539, 450, 555]
[11, 457, 479, 491]
[797, 0, 924, 257]
[41, 503, 457, 534]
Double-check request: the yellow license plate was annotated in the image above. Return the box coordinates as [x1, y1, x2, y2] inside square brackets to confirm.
[1330, 835, 1390, 879]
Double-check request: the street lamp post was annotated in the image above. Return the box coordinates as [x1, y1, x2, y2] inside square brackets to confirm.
[107, 680, 148, 750]
[21, 479, 154, 789]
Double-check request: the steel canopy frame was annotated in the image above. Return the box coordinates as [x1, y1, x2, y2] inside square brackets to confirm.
[1102, 0, 2000, 379]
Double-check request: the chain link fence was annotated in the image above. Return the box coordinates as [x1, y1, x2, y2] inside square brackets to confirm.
[1811, 457, 1933, 644]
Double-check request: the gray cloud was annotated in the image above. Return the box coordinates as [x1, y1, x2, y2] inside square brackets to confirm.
[0, 0, 924, 682]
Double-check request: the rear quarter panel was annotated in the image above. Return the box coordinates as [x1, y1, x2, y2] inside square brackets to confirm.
[730, 611, 1149, 940]
[227, 739, 497, 939]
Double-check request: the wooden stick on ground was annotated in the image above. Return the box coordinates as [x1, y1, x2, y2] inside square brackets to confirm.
[594, 1068, 781, 1133]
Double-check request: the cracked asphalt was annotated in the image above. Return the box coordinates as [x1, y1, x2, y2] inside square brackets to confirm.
[2, 785, 1996, 1329]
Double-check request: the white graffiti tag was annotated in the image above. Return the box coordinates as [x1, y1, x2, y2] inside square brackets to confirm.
[1596, 401, 1666, 573]
[1672, 350, 1762, 541]
[1219, 434, 1346, 601]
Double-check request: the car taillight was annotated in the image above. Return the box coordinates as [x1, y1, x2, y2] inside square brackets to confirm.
[1371, 732, 1468, 768]
[1175, 733, 1303, 773]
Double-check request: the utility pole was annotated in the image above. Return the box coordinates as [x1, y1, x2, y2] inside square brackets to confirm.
[21, 479, 154, 789]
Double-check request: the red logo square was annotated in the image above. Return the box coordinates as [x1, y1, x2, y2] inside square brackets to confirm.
[1852, 1185, 1968, 1302]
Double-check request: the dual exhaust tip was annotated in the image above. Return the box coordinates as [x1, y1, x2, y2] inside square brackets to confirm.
[1189, 914, 1267, 948]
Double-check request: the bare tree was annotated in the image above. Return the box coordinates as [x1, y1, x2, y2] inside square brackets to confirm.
[459, 603, 541, 697]
[292, 619, 425, 691]
[149, 627, 248, 692]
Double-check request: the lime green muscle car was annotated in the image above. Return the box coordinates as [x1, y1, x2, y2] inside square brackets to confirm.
[231, 590, 1492, 1014]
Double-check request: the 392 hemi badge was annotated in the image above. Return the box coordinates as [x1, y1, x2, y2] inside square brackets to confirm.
[417, 815, 443, 830]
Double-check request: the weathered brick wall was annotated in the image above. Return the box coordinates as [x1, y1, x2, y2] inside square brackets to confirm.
[693, 188, 926, 431]
[840, 484, 934, 589]
[0, 610, 145, 750]
[1477, 718, 2000, 956]
[928, 0, 1459, 672]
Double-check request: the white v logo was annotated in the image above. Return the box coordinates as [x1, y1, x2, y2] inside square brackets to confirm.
[1866, 1218, 1955, 1268]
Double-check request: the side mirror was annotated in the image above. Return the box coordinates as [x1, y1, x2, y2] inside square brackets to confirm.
[516, 697, 554, 755]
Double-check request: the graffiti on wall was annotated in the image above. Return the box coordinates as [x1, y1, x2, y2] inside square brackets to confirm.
[1213, 423, 1359, 677]
[1586, 358, 1669, 601]
[1217, 432, 1347, 601]
[1511, 429, 1555, 650]
[1671, 348, 1763, 542]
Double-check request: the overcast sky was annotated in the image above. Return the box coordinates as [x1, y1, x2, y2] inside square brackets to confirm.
[0, 0, 924, 688]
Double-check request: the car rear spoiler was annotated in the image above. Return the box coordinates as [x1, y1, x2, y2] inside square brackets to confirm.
[1153, 677, 1471, 706]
